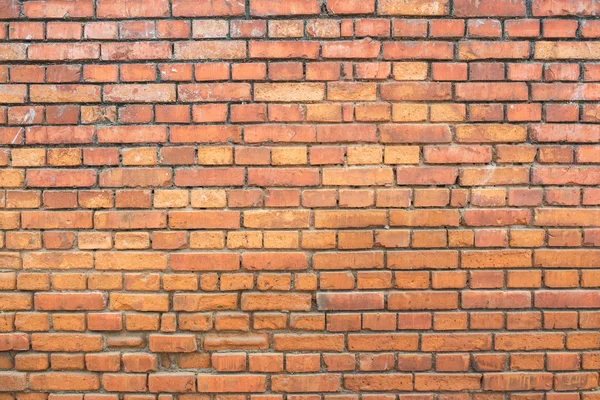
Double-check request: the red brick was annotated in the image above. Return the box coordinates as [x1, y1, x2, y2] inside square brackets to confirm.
[483, 373, 553, 391]
[148, 373, 195, 393]
[35, 293, 106, 311]
[272, 374, 341, 392]
[317, 292, 384, 311]
[454, 0, 526, 16]
[148, 334, 197, 352]
[242, 252, 307, 271]
[196, 374, 266, 392]
[388, 292, 458, 310]
[348, 333, 419, 351]
[422, 333, 492, 351]
[101, 373, 147, 392]
[97, 0, 168, 18]
[0, 372, 26, 390]
[29, 372, 100, 391]
[85, 353, 120, 372]
[175, 41, 246, 60]
[384, 41, 454, 60]
[172, 0, 244, 16]
[415, 373, 481, 391]
[2, 2, 598, 397]
[532, 0, 600, 16]
[328, 0, 374, 14]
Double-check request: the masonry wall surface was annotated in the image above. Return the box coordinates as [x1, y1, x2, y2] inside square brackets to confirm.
[1, 0, 600, 397]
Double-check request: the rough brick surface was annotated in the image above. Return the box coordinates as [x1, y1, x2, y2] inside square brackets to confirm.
[0, 0, 599, 397]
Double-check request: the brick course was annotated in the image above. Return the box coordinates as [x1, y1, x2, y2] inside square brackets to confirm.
[0, 0, 600, 396]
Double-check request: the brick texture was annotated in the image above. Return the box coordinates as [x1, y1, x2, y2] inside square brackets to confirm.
[0, 0, 599, 397]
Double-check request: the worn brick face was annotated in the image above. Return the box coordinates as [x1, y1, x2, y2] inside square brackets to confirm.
[0, 0, 598, 396]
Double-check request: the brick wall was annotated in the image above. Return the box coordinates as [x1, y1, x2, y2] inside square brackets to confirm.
[1, 0, 600, 396]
